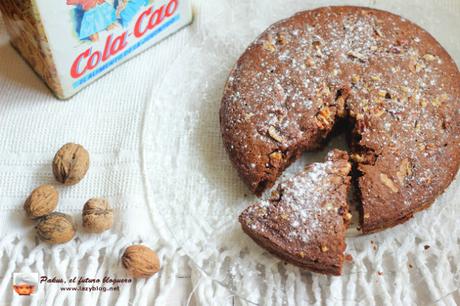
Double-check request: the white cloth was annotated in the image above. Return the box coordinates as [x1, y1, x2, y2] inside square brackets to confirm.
[0, 4, 197, 305]
[0, 0, 459, 305]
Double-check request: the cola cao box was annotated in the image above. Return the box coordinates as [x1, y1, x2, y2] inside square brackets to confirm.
[0, 0, 192, 99]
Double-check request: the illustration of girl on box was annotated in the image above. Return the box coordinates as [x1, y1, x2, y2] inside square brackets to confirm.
[115, 0, 149, 27]
[67, 0, 117, 42]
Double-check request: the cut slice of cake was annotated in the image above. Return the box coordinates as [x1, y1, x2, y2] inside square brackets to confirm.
[239, 149, 352, 275]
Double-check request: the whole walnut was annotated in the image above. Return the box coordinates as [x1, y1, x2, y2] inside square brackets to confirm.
[52, 143, 90, 185]
[122, 245, 160, 278]
[24, 185, 58, 219]
[36, 212, 76, 244]
[82, 198, 113, 233]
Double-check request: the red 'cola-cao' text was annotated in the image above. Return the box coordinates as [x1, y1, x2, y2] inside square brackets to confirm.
[70, 0, 178, 79]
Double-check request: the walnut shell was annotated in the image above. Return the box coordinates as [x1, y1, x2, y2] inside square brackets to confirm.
[24, 185, 58, 219]
[36, 212, 76, 244]
[82, 198, 113, 233]
[122, 245, 160, 278]
[52, 143, 90, 186]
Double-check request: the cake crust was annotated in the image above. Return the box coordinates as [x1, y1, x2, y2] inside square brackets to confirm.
[221, 6, 460, 233]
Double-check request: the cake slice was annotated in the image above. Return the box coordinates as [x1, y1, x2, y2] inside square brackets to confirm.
[239, 150, 352, 275]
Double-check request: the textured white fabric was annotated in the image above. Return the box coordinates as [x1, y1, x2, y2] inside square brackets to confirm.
[0, 6, 196, 305]
[0, 0, 459, 305]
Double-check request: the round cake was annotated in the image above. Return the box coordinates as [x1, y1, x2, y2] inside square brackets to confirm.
[220, 6, 460, 233]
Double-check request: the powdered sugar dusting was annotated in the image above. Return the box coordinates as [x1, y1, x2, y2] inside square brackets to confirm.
[277, 162, 330, 242]
[242, 152, 349, 248]
[223, 7, 460, 220]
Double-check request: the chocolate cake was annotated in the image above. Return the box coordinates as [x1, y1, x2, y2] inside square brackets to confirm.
[221, 6, 460, 234]
[239, 150, 352, 275]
